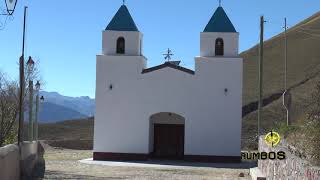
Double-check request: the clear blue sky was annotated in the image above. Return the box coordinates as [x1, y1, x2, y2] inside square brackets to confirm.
[0, 0, 319, 98]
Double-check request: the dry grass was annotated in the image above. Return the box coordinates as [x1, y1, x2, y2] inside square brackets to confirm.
[38, 117, 93, 149]
[241, 11, 320, 105]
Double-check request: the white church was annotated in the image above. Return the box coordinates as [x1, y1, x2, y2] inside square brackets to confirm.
[94, 4, 243, 163]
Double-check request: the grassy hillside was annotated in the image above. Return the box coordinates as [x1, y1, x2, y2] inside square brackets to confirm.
[241, 11, 320, 149]
[38, 117, 93, 149]
[242, 11, 320, 105]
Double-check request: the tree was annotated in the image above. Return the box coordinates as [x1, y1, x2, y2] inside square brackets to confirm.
[0, 72, 19, 147]
[0, 58, 41, 147]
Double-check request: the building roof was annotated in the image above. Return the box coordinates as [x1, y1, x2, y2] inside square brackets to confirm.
[142, 62, 194, 75]
[106, 5, 139, 31]
[168, 61, 181, 66]
[204, 7, 236, 33]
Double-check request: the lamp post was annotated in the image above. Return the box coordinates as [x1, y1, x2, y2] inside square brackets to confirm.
[27, 56, 34, 141]
[34, 81, 41, 141]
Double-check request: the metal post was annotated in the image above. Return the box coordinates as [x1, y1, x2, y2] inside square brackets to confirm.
[258, 16, 264, 139]
[283, 18, 291, 126]
[284, 18, 287, 91]
[28, 80, 33, 141]
[18, 6, 28, 146]
[34, 93, 39, 141]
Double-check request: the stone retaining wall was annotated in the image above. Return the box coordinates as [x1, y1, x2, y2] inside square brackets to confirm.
[258, 136, 320, 180]
[0, 141, 45, 180]
[0, 144, 20, 180]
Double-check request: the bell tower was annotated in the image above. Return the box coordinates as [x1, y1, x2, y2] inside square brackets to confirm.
[200, 6, 239, 57]
[102, 5, 143, 56]
[96, 4, 146, 97]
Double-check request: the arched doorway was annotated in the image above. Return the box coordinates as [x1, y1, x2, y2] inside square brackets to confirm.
[149, 112, 185, 159]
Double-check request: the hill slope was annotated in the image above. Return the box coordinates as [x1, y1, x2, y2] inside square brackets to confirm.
[242, 11, 320, 105]
[39, 117, 94, 149]
[241, 11, 320, 149]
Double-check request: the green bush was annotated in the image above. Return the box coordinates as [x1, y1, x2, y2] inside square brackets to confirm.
[3, 124, 18, 146]
[273, 121, 298, 138]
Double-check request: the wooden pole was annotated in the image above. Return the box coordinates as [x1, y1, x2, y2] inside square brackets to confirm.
[18, 6, 28, 179]
[258, 16, 264, 139]
[18, 6, 28, 146]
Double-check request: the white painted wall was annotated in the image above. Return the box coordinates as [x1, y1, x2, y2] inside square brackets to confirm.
[94, 30, 243, 157]
[200, 32, 239, 57]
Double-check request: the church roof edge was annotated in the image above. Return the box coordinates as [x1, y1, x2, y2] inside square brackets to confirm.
[142, 62, 194, 75]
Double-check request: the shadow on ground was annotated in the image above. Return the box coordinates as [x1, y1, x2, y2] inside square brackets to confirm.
[82, 159, 257, 169]
[45, 170, 125, 180]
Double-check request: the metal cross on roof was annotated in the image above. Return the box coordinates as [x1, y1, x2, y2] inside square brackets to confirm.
[163, 48, 173, 62]
[123, 0, 126, 5]
[219, 0, 222, 6]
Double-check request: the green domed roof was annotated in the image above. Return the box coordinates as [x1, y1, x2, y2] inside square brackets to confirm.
[106, 5, 139, 31]
[204, 7, 236, 32]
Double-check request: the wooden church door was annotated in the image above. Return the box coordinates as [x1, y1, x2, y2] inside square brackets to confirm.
[153, 124, 184, 159]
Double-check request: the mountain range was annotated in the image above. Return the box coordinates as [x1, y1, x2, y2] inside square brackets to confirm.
[37, 91, 95, 123]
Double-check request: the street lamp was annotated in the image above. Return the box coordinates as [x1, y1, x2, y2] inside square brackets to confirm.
[40, 96, 44, 102]
[0, 0, 17, 30]
[26, 56, 34, 75]
[2, 0, 18, 15]
[35, 81, 40, 91]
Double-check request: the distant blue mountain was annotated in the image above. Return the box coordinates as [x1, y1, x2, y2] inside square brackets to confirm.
[38, 102, 87, 123]
[35, 91, 95, 123]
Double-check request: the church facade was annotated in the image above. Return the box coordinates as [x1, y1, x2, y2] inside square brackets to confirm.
[94, 4, 243, 162]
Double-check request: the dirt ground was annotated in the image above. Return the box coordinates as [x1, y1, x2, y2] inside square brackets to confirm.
[44, 148, 253, 180]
